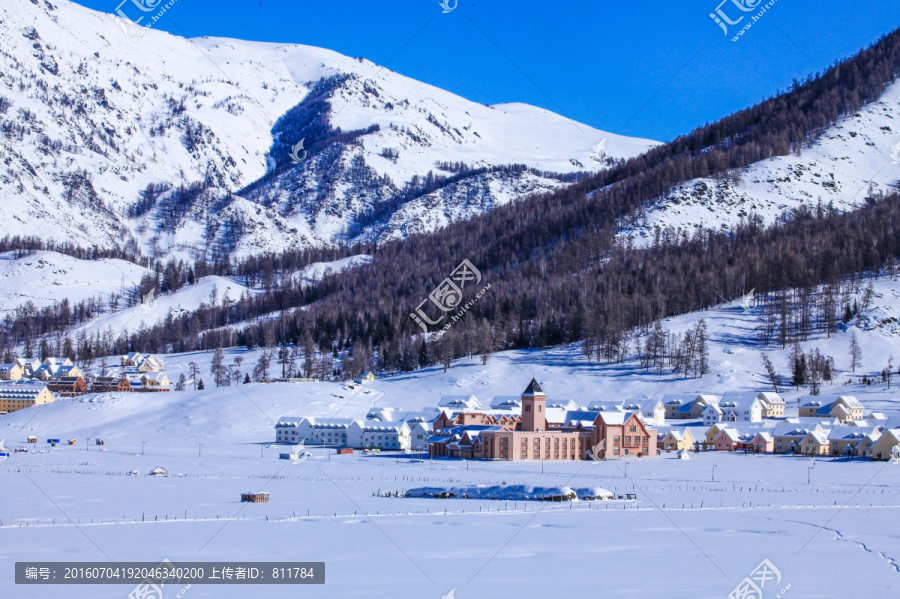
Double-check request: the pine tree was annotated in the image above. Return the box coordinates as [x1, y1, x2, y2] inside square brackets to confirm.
[197, 379, 205, 390]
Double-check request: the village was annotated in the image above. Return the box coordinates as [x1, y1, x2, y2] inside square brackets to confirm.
[277, 378, 900, 462]
[0, 352, 169, 416]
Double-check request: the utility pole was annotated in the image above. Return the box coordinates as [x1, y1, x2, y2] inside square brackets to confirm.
[712, 464, 717, 482]
[141, 441, 146, 456]
[199, 444, 203, 458]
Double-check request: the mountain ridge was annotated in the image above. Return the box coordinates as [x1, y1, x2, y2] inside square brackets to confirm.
[0, 0, 656, 260]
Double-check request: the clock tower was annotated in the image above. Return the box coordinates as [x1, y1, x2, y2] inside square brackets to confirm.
[521, 378, 546, 432]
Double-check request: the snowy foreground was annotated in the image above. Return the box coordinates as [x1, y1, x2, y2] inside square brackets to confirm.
[1, 440, 899, 598]
[2, 364, 900, 596]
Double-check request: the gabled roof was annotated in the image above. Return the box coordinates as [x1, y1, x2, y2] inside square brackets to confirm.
[804, 430, 830, 445]
[438, 394, 481, 409]
[662, 393, 702, 406]
[548, 399, 578, 410]
[719, 392, 761, 410]
[665, 429, 687, 441]
[622, 398, 663, 412]
[827, 425, 879, 442]
[757, 392, 784, 405]
[596, 411, 641, 426]
[562, 409, 602, 427]
[587, 400, 624, 412]
[800, 395, 863, 410]
[773, 421, 822, 437]
[490, 395, 522, 409]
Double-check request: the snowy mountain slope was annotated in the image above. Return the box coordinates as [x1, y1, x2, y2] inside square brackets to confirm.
[71, 274, 252, 337]
[0, 0, 656, 259]
[0, 250, 150, 314]
[618, 85, 900, 245]
[290, 254, 373, 287]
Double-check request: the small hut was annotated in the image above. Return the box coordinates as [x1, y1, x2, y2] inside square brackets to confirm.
[241, 492, 270, 503]
[149, 466, 168, 477]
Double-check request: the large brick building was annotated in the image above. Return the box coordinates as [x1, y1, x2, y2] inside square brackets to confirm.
[430, 379, 657, 461]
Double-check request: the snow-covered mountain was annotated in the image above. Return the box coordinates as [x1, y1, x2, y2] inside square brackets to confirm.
[618, 84, 900, 245]
[0, 0, 656, 259]
[0, 250, 150, 315]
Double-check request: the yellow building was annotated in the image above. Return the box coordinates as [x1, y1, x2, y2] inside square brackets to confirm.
[0, 363, 25, 380]
[0, 384, 55, 414]
[705, 423, 726, 445]
[799, 430, 830, 456]
[872, 429, 900, 460]
[799, 395, 864, 422]
[660, 428, 695, 451]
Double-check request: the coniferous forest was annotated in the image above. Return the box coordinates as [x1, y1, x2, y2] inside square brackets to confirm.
[3, 28, 900, 379]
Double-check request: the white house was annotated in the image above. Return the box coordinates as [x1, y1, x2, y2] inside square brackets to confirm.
[623, 398, 666, 426]
[719, 392, 764, 422]
[702, 403, 724, 426]
[407, 419, 434, 449]
[359, 422, 410, 450]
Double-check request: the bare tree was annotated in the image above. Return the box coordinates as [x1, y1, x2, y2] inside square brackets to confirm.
[760, 352, 779, 393]
[188, 361, 200, 390]
[849, 330, 862, 373]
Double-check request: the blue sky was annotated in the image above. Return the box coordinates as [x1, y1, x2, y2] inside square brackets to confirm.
[73, 0, 900, 141]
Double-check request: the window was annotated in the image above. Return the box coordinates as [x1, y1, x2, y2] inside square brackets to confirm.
[625, 436, 631, 443]
[642, 447, 648, 454]
[614, 436, 620, 442]
[613, 447, 620, 454]
[525, 405, 531, 412]
[643, 437, 649, 443]
[629, 426, 637, 433]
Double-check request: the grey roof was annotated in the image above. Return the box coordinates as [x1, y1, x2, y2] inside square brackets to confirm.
[523, 378, 544, 394]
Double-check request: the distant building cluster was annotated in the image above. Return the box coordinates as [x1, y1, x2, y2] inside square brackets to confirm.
[0, 352, 168, 414]
[276, 381, 900, 462]
[658, 393, 899, 460]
